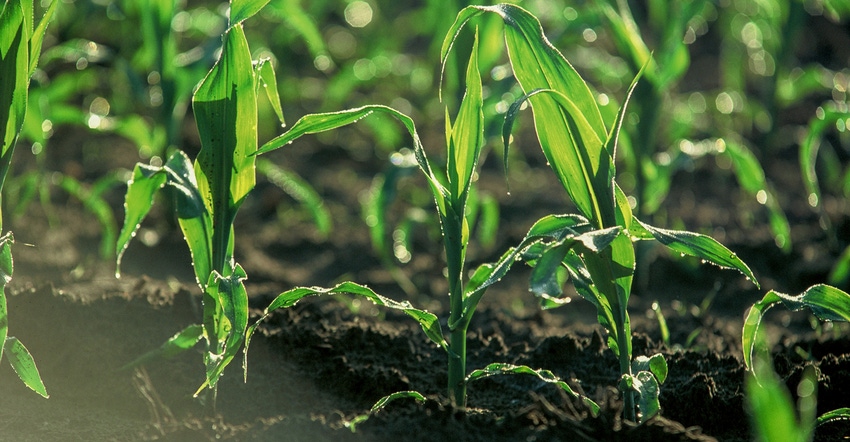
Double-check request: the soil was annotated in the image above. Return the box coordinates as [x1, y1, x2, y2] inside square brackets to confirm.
[2, 10, 850, 442]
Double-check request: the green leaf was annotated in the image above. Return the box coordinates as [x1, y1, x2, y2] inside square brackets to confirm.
[800, 106, 850, 230]
[257, 159, 331, 237]
[256, 105, 448, 218]
[445, 29, 483, 211]
[503, 87, 612, 227]
[4, 336, 48, 398]
[121, 324, 204, 370]
[743, 285, 850, 372]
[115, 151, 214, 288]
[466, 363, 600, 417]
[460, 218, 620, 328]
[746, 330, 811, 442]
[57, 174, 117, 259]
[529, 243, 570, 300]
[165, 152, 215, 287]
[633, 371, 661, 423]
[724, 140, 791, 252]
[28, 0, 57, 76]
[192, 23, 257, 273]
[197, 263, 248, 394]
[115, 163, 168, 277]
[255, 57, 285, 127]
[0, 232, 12, 359]
[817, 408, 850, 427]
[632, 354, 668, 385]
[633, 218, 759, 288]
[0, 0, 29, 200]
[449, 4, 612, 228]
[228, 0, 271, 26]
[245, 282, 446, 376]
[345, 391, 427, 432]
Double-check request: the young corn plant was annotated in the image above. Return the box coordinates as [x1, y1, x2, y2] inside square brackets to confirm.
[245, 30, 617, 413]
[444, 4, 759, 423]
[0, 0, 56, 398]
[745, 302, 850, 440]
[115, 0, 282, 399]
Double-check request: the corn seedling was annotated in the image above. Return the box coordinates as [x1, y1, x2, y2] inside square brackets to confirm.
[115, 0, 281, 399]
[799, 103, 850, 285]
[444, 3, 759, 423]
[0, 0, 56, 398]
[245, 28, 621, 416]
[746, 326, 850, 441]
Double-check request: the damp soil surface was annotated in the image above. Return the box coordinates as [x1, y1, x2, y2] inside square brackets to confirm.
[1, 120, 850, 442]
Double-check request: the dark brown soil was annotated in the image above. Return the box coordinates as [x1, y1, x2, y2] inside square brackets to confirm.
[1, 117, 849, 442]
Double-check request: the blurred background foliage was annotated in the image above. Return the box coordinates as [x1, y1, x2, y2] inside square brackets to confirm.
[10, 0, 850, 284]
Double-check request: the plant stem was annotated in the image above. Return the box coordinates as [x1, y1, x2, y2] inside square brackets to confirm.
[444, 213, 467, 408]
[618, 327, 637, 422]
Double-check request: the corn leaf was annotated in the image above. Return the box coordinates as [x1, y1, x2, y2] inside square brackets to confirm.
[229, 0, 271, 26]
[630, 218, 759, 287]
[633, 370, 661, 422]
[345, 391, 427, 432]
[0, 0, 29, 199]
[192, 23, 257, 273]
[445, 30, 483, 211]
[724, 140, 791, 252]
[632, 354, 668, 385]
[800, 106, 850, 231]
[0, 233, 12, 364]
[197, 264, 248, 394]
[466, 363, 600, 416]
[115, 151, 214, 288]
[57, 174, 117, 259]
[245, 281, 446, 378]
[115, 164, 168, 276]
[743, 285, 850, 371]
[746, 331, 813, 442]
[4, 336, 47, 398]
[817, 408, 850, 427]
[27, 0, 56, 76]
[255, 58, 285, 126]
[447, 4, 611, 228]
[461, 220, 621, 328]
[121, 324, 203, 370]
[257, 159, 331, 237]
[256, 105, 447, 214]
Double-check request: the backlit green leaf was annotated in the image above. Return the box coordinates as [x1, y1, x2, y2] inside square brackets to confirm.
[634, 218, 759, 287]
[193, 23, 257, 273]
[245, 281, 446, 374]
[743, 285, 850, 372]
[256, 105, 447, 216]
[197, 263, 248, 394]
[257, 159, 330, 237]
[445, 30, 483, 210]
[0, 233, 12, 364]
[229, 0, 271, 26]
[115, 163, 169, 277]
[466, 363, 600, 416]
[800, 106, 850, 232]
[817, 408, 850, 427]
[4, 336, 47, 398]
[345, 391, 427, 432]
[448, 4, 612, 227]
[121, 324, 203, 370]
[0, 0, 29, 202]
[255, 58, 285, 127]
